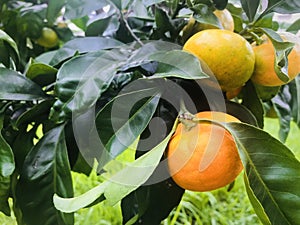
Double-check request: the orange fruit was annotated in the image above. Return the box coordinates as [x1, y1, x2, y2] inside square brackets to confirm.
[167, 111, 243, 192]
[37, 27, 58, 48]
[226, 86, 242, 99]
[251, 32, 300, 86]
[183, 29, 255, 91]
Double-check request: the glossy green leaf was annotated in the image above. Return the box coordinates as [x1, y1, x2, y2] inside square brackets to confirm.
[49, 37, 124, 66]
[0, 68, 47, 101]
[25, 58, 57, 87]
[0, 29, 19, 61]
[0, 114, 14, 216]
[272, 86, 292, 142]
[0, 115, 15, 177]
[243, 173, 272, 225]
[50, 50, 128, 122]
[226, 122, 300, 225]
[65, 0, 111, 19]
[46, 0, 65, 25]
[35, 50, 58, 65]
[287, 19, 300, 34]
[150, 50, 209, 79]
[14, 99, 54, 128]
[241, 0, 260, 22]
[241, 81, 264, 128]
[86, 14, 120, 37]
[53, 120, 177, 212]
[266, 0, 300, 14]
[225, 101, 258, 126]
[16, 125, 74, 225]
[96, 86, 161, 168]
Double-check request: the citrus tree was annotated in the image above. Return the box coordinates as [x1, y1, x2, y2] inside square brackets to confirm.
[0, 0, 300, 224]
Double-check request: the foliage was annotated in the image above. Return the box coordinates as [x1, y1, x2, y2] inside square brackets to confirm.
[0, 0, 300, 225]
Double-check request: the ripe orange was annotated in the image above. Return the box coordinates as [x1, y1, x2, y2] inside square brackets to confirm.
[37, 27, 58, 48]
[183, 29, 255, 91]
[167, 111, 243, 192]
[226, 86, 242, 99]
[251, 32, 300, 86]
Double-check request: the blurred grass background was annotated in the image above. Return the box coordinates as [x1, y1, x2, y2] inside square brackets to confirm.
[1, 118, 299, 225]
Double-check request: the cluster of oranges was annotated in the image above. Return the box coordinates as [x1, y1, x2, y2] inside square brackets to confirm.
[166, 9, 300, 192]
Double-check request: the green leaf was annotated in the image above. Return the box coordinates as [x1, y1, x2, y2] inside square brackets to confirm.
[0, 68, 47, 101]
[0, 114, 14, 216]
[14, 100, 54, 128]
[254, 83, 280, 101]
[151, 6, 175, 41]
[86, 14, 120, 37]
[96, 85, 161, 168]
[49, 37, 124, 66]
[241, 81, 264, 129]
[225, 101, 258, 126]
[0, 29, 19, 62]
[212, 0, 228, 10]
[25, 58, 58, 87]
[149, 50, 209, 79]
[290, 76, 300, 127]
[272, 86, 292, 142]
[0, 175, 10, 216]
[16, 125, 74, 225]
[243, 173, 272, 225]
[258, 28, 294, 84]
[50, 50, 128, 122]
[65, 0, 111, 19]
[35, 50, 58, 64]
[266, 0, 300, 14]
[53, 120, 177, 212]
[241, 0, 260, 22]
[226, 122, 300, 225]
[0, 115, 15, 177]
[286, 19, 300, 34]
[46, 0, 65, 25]
[192, 4, 222, 29]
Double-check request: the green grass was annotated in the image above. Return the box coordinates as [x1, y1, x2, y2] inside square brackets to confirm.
[1, 118, 299, 224]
